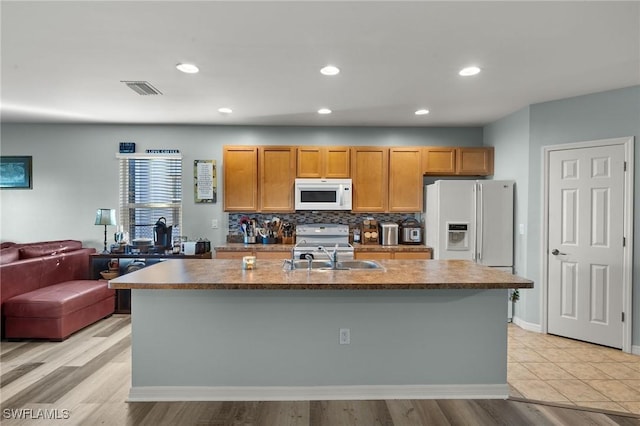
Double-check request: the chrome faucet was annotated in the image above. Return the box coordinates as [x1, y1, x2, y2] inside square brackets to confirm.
[317, 244, 339, 269]
[284, 240, 308, 271]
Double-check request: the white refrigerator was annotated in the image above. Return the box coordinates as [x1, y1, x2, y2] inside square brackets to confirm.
[424, 180, 514, 272]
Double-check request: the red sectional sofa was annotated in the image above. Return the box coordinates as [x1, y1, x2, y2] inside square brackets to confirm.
[0, 240, 115, 340]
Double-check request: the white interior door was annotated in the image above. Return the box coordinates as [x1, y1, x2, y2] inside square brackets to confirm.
[547, 144, 625, 348]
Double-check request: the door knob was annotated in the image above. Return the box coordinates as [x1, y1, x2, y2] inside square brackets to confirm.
[551, 249, 566, 255]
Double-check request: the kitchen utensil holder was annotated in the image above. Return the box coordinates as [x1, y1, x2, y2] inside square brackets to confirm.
[281, 236, 294, 245]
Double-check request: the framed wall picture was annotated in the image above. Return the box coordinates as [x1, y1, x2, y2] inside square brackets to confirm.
[0, 156, 32, 189]
[194, 159, 217, 203]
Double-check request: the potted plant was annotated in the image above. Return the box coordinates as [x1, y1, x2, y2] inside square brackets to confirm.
[509, 289, 520, 321]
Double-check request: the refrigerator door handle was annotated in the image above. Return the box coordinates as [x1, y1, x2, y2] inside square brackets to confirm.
[472, 184, 477, 261]
[477, 183, 483, 262]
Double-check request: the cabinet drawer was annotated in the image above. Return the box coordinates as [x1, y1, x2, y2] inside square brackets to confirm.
[394, 251, 432, 260]
[255, 251, 290, 260]
[215, 251, 252, 259]
[355, 251, 391, 260]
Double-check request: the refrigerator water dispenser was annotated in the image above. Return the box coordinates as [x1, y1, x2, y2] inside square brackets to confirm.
[446, 222, 469, 251]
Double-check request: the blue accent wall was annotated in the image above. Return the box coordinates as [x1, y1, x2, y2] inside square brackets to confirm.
[484, 85, 640, 347]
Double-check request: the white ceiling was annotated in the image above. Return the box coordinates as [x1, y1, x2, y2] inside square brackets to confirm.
[1, 1, 639, 127]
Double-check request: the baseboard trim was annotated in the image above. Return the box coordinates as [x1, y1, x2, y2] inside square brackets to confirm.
[512, 316, 542, 333]
[128, 384, 509, 402]
[632, 345, 640, 356]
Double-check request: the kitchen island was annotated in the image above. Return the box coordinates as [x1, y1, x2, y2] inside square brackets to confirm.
[109, 259, 532, 402]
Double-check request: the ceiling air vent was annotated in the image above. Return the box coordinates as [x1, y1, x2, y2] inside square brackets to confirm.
[121, 81, 162, 96]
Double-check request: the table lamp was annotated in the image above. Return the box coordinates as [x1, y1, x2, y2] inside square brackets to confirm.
[95, 208, 117, 253]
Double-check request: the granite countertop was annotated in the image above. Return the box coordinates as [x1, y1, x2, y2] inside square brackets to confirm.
[215, 243, 432, 252]
[108, 259, 533, 290]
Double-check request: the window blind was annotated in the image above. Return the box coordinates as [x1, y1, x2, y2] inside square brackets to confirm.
[118, 154, 182, 240]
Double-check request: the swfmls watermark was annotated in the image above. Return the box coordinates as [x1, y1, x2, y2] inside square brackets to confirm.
[2, 408, 70, 420]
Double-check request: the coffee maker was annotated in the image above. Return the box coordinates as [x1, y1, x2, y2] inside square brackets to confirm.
[153, 217, 173, 251]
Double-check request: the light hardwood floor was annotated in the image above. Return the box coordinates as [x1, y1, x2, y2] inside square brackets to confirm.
[1, 315, 639, 425]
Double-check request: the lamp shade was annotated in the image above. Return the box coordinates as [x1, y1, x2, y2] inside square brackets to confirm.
[95, 208, 116, 226]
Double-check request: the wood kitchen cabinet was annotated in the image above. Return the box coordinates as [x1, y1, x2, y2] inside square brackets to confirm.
[214, 249, 290, 260]
[354, 250, 432, 260]
[355, 251, 391, 260]
[351, 147, 388, 212]
[259, 146, 296, 212]
[254, 251, 290, 260]
[422, 146, 493, 176]
[393, 251, 432, 259]
[224, 146, 259, 211]
[297, 146, 350, 178]
[223, 145, 295, 212]
[388, 147, 423, 212]
[456, 147, 494, 175]
[214, 251, 252, 259]
[422, 147, 457, 175]
[224, 144, 493, 213]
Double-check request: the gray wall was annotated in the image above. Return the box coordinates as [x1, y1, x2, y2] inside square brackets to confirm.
[0, 124, 482, 250]
[483, 85, 640, 347]
[483, 106, 530, 277]
[528, 86, 640, 345]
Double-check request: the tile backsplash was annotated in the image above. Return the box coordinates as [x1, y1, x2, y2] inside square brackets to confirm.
[228, 212, 418, 237]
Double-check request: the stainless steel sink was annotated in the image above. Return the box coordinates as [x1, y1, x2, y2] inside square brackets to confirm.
[335, 260, 384, 270]
[289, 260, 333, 270]
[284, 259, 384, 271]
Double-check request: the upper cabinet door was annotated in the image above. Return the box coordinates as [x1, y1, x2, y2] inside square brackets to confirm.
[456, 147, 494, 176]
[389, 147, 423, 212]
[422, 147, 456, 175]
[351, 147, 388, 212]
[423, 146, 494, 176]
[223, 146, 259, 212]
[259, 146, 296, 212]
[324, 147, 350, 178]
[296, 147, 323, 178]
[297, 146, 350, 178]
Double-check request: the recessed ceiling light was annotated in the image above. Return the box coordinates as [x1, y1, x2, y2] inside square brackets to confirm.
[176, 63, 199, 74]
[459, 66, 481, 76]
[318, 108, 332, 114]
[320, 65, 340, 76]
[218, 107, 232, 114]
[415, 109, 430, 115]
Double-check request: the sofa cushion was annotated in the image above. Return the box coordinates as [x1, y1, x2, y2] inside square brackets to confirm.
[1, 242, 16, 249]
[0, 246, 19, 265]
[3, 280, 115, 318]
[18, 240, 83, 259]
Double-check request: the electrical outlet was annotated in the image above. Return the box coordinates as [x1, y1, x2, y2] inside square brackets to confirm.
[339, 328, 350, 345]
[211, 219, 218, 229]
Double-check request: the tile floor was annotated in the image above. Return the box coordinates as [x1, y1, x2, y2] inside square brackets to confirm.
[507, 323, 640, 415]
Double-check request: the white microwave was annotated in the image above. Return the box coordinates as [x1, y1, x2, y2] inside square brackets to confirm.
[294, 178, 352, 211]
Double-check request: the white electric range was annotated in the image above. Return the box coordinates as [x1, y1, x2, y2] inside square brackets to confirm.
[293, 223, 354, 260]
